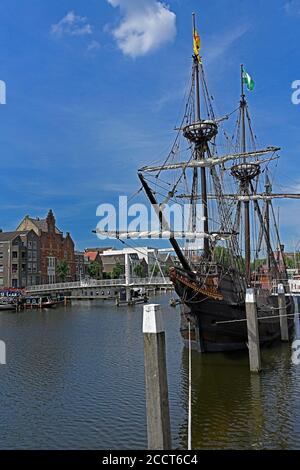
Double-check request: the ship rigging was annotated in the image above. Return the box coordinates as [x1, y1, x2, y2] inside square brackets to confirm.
[96, 13, 300, 352]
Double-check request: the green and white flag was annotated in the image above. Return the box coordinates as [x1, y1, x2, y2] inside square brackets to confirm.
[242, 68, 255, 91]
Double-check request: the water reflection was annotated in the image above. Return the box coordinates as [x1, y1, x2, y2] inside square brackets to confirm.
[0, 295, 299, 449]
[178, 340, 300, 449]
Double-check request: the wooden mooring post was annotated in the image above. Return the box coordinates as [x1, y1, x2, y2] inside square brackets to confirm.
[245, 289, 262, 373]
[143, 304, 172, 450]
[278, 283, 289, 342]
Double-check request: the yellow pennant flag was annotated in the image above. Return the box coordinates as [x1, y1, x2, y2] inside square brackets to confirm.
[193, 29, 201, 62]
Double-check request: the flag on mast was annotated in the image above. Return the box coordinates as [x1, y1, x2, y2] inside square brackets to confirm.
[193, 29, 201, 62]
[242, 67, 255, 91]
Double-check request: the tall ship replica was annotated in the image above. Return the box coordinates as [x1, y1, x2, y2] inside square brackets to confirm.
[97, 14, 300, 352]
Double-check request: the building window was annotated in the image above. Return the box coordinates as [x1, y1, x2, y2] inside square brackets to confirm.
[0, 265, 3, 273]
[12, 251, 18, 259]
[0, 279, 3, 286]
[12, 264, 18, 274]
[48, 257, 55, 268]
[47, 257, 56, 284]
[33, 241, 37, 249]
[28, 241, 32, 249]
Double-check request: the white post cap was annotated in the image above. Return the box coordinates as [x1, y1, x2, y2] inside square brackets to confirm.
[278, 283, 285, 295]
[143, 304, 164, 334]
[245, 288, 256, 304]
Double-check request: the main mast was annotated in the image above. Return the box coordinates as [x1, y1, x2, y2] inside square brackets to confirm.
[191, 13, 210, 259]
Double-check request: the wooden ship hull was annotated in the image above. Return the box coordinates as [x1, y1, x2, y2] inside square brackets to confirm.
[171, 268, 294, 352]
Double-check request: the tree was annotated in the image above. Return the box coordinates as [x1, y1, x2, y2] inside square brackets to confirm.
[134, 263, 146, 278]
[164, 265, 172, 275]
[151, 265, 160, 277]
[111, 262, 124, 279]
[88, 261, 102, 280]
[56, 260, 69, 282]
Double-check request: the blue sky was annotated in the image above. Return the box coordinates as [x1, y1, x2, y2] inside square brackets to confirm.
[1, 0, 300, 251]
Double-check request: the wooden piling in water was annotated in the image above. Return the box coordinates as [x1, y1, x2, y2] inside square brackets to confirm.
[143, 304, 172, 450]
[278, 283, 289, 342]
[245, 289, 262, 373]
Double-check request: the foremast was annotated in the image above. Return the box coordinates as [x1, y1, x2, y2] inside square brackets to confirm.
[231, 66, 282, 286]
[231, 65, 260, 285]
[241, 64, 251, 285]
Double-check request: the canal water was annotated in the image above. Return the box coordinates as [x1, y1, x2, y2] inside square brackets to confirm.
[0, 293, 300, 450]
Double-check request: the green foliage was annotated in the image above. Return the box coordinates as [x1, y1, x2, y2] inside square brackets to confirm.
[212, 246, 232, 268]
[56, 260, 70, 282]
[251, 258, 266, 271]
[284, 254, 300, 269]
[151, 265, 160, 277]
[111, 262, 124, 279]
[164, 265, 171, 275]
[133, 263, 147, 278]
[212, 246, 245, 272]
[88, 261, 102, 280]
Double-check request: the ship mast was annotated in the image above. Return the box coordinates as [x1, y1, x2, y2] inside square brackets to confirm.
[265, 172, 271, 271]
[240, 64, 251, 284]
[191, 13, 210, 259]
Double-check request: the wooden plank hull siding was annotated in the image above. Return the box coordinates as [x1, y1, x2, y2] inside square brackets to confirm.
[16, 210, 76, 284]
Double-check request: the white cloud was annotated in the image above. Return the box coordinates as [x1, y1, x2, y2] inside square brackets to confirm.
[106, 0, 176, 57]
[284, 0, 300, 15]
[87, 40, 101, 52]
[51, 11, 93, 37]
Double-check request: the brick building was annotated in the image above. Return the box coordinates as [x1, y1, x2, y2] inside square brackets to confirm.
[16, 210, 75, 284]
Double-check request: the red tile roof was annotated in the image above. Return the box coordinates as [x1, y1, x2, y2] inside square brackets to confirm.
[85, 251, 99, 262]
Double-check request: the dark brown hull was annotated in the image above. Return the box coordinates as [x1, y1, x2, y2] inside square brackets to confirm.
[173, 275, 295, 352]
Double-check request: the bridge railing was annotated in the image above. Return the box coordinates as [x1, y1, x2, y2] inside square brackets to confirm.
[25, 277, 172, 293]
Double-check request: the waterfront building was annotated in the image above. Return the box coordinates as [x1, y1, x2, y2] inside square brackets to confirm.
[84, 250, 104, 279]
[99, 247, 175, 278]
[75, 251, 85, 281]
[18, 230, 41, 286]
[100, 247, 151, 278]
[0, 230, 40, 287]
[0, 232, 25, 288]
[16, 210, 76, 284]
